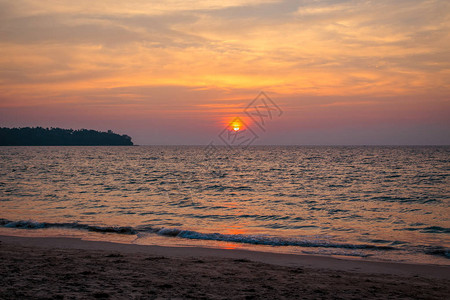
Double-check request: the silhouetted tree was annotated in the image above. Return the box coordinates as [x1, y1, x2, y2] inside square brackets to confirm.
[0, 127, 133, 146]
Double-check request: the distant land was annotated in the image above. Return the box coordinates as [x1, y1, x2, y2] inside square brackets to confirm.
[0, 127, 133, 146]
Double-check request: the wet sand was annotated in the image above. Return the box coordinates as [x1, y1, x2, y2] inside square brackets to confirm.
[1, 235, 449, 299]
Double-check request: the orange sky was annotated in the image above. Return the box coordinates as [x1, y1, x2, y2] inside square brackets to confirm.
[0, 0, 449, 144]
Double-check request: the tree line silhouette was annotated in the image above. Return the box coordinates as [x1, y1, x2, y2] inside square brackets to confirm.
[0, 127, 133, 146]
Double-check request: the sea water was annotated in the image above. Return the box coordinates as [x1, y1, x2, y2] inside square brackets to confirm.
[0, 146, 448, 264]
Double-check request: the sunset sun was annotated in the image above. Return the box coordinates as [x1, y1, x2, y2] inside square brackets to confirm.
[230, 119, 243, 132]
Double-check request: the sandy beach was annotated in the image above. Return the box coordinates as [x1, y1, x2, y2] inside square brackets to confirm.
[0, 235, 448, 299]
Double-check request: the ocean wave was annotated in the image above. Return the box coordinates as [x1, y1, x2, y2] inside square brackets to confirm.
[2, 218, 449, 258]
[398, 226, 450, 234]
[0, 218, 136, 234]
[0, 218, 393, 250]
[423, 246, 450, 258]
[153, 228, 396, 250]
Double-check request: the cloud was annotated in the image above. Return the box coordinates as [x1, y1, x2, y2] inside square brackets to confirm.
[0, 0, 449, 144]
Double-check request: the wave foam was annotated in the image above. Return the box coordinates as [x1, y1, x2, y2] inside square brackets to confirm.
[2, 218, 449, 258]
[0, 218, 136, 234]
[153, 227, 395, 250]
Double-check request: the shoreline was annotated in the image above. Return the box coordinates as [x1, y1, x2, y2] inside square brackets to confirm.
[1, 234, 448, 279]
[1, 222, 448, 267]
[1, 235, 449, 299]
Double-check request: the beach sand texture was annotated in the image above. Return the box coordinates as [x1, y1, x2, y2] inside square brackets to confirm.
[1, 235, 449, 299]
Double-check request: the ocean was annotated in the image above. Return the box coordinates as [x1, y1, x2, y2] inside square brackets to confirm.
[0, 146, 448, 265]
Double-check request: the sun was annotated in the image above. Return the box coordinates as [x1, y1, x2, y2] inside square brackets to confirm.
[230, 119, 243, 131]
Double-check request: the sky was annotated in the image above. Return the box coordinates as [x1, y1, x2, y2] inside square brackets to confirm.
[0, 0, 449, 145]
